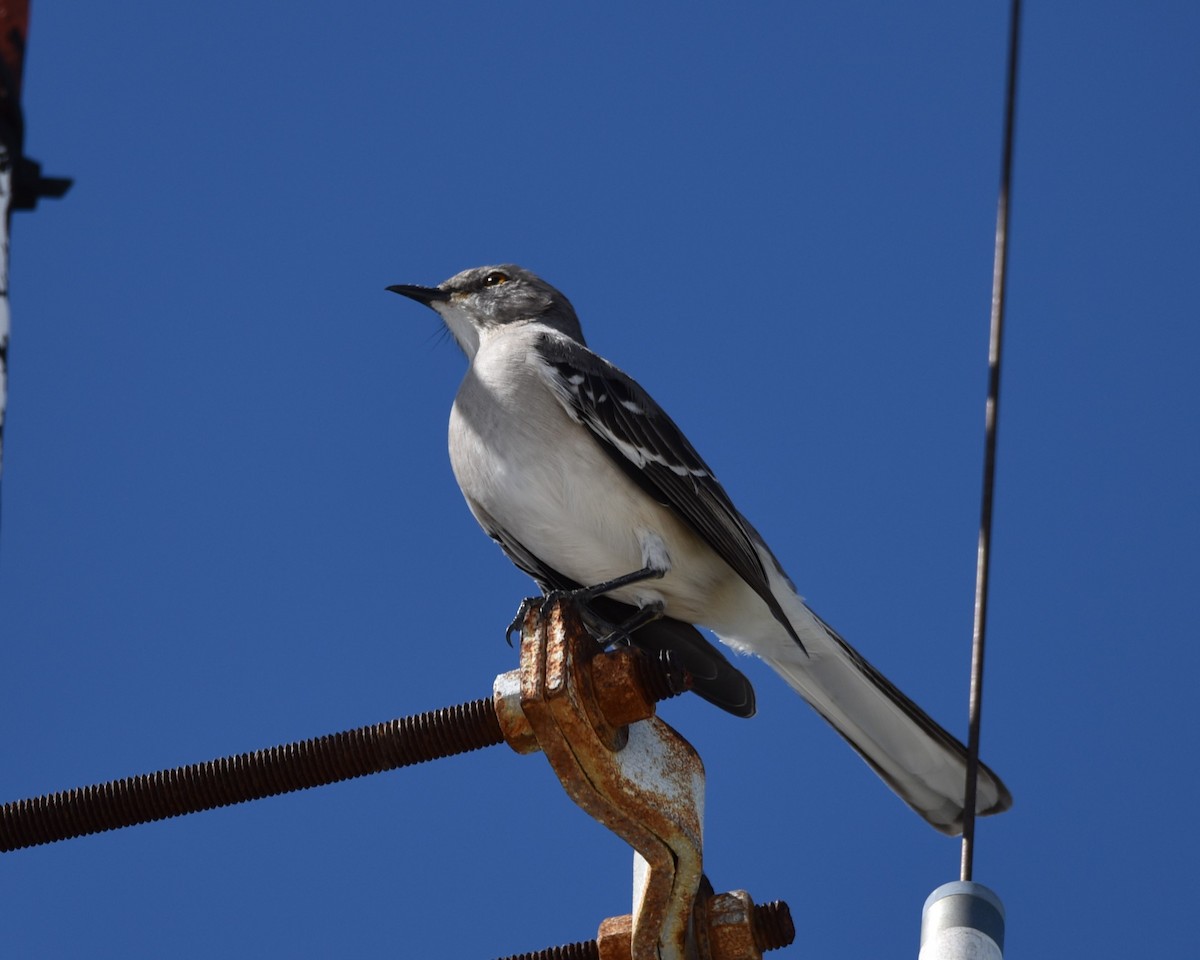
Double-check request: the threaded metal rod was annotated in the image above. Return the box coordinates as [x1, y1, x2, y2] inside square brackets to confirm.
[498, 941, 601, 960]
[0, 698, 504, 852]
[496, 901, 794, 960]
[1, 647, 688, 853]
[751, 900, 796, 953]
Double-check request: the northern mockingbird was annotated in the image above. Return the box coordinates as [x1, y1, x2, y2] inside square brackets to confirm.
[389, 264, 1011, 835]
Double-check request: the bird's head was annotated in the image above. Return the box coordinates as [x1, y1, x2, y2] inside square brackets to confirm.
[388, 265, 584, 358]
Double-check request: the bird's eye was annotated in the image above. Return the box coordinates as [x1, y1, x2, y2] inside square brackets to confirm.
[482, 271, 510, 287]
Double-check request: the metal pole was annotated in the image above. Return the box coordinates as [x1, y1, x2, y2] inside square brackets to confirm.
[919, 3, 1021, 955]
[0, 0, 72, 498]
[0, 0, 27, 485]
[0, 148, 11, 482]
[960, 0, 1022, 883]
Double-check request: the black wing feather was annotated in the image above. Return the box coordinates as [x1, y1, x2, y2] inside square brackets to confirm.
[533, 332, 803, 649]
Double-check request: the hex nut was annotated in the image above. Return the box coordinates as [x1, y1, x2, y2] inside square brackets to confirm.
[597, 914, 634, 960]
[706, 891, 761, 960]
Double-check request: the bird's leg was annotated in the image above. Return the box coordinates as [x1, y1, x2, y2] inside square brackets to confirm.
[538, 565, 666, 617]
[596, 599, 666, 647]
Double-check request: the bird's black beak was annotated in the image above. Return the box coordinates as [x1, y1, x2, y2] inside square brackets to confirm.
[386, 283, 451, 306]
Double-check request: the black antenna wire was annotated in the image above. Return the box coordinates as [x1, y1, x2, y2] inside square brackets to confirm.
[961, 0, 1023, 883]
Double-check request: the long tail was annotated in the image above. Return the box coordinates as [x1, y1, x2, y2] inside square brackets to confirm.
[748, 592, 1012, 835]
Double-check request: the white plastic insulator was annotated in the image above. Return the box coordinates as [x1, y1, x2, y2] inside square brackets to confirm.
[919, 881, 1005, 960]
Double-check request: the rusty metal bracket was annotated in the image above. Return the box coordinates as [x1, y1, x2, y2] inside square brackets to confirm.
[493, 599, 707, 960]
[491, 599, 796, 959]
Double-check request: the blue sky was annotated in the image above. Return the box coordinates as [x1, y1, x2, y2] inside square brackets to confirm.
[1, 2, 1197, 957]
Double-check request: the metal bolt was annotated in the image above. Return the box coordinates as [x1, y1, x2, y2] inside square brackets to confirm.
[497, 898, 794, 960]
[705, 892, 796, 960]
[749, 901, 795, 954]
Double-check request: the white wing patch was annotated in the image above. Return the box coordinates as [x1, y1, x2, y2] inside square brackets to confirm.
[536, 353, 710, 479]
[607, 432, 710, 478]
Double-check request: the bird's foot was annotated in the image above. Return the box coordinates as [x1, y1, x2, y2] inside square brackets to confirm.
[536, 585, 590, 620]
[504, 589, 600, 646]
[505, 567, 666, 647]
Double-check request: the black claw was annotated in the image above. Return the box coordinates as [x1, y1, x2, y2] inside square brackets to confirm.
[505, 596, 541, 646]
[538, 589, 571, 619]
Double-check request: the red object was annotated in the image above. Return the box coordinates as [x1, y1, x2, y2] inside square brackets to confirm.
[0, 0, 31, 103]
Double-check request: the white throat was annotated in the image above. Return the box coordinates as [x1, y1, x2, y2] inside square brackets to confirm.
[432, 301, 482, 359]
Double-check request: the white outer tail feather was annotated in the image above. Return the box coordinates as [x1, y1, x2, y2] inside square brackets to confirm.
[744, 588, 1011, 835]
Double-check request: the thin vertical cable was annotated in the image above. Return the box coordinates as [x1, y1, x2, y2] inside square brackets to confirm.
[961, 0, 1022, 883]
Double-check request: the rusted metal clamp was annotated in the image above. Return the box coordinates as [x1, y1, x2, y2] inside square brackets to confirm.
[493, 599, 706, 960]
